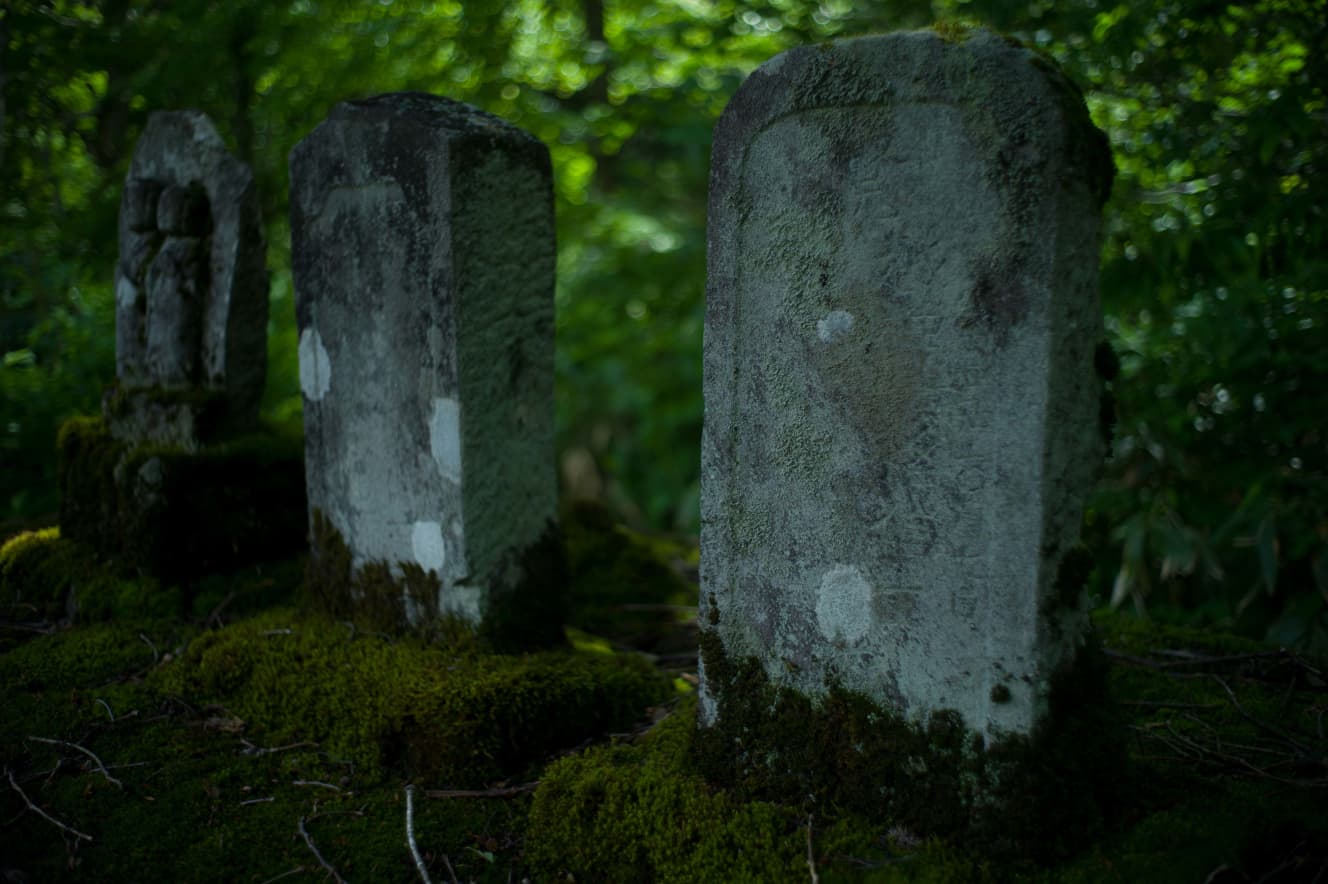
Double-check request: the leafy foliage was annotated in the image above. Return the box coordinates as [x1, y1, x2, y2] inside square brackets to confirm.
[3, 0, 1324, 642]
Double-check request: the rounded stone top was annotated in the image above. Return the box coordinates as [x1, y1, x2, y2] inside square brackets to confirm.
[330, 92, 542, 148]
[711, 27, 1112, 210]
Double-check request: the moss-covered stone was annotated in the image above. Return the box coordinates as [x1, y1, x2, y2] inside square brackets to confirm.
[56, 414, 307, 582]
[306, 508, 569, 650]
[694, 626, 1129, 863]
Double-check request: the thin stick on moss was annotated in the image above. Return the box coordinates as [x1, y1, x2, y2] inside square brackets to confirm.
[440, 851, 460, 884]
[257, 867, 305, 884]
[294, 779, 343, 792]
[405, 785, 434, 884]
[241, 738, 318, 756]
[806, 813, 819, 884]
[27, 736, 122, 789]
[94, 698, 116, 722]
[206, 591, 237, 628]
[6, 767, 93, 842]
[423, 782, 539, 799]
[139, 632, 160, 663]
[297, 816, 346, 884]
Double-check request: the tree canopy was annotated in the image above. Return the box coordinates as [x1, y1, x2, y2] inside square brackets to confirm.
[3, 0, 1324, 647]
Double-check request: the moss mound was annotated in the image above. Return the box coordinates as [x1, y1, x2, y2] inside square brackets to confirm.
[152, 607, 672, 784]
[528, 694, 994, 882]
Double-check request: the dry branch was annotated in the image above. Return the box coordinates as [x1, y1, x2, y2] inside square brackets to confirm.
[6, 767, 93, 842]
[297, 816, 346, 884]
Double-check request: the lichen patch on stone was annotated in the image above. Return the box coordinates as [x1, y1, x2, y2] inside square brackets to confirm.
[297, 326, 332, 401]
[815, 563, 872, 644]
[815, 309, 855, 343]
[428, 396, 462, 484]
[411, 520, 446, 573]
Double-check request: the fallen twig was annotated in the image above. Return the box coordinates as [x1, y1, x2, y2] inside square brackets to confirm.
[139, 632, 160, 663]
[262, 628, 295, 636]
[241, 739, 318, 756]
[6, 767, 93, 842]
[441, 851, 461, 884]
[206, 591, 237, 629]
[1211, 675, 1321, 761]
[241, 796, 276, 806]
[0, 620, 56, 634]
[297, 816, 346, 884]
[1121, 700, 1225, 711]
[294, 779, 343, 792]
[27, 736, 123, 789]
[806, 813, 819, 884]
[406, 785, 434, 884]
[95, 698, 116, 722]
[258, 867, 305, 884]
[424, 782, 539, 800]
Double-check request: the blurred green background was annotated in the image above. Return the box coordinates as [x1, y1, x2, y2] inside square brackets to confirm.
[2, 0, 1324, 649]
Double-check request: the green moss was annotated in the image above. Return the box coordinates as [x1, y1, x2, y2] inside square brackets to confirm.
[0, 526, 181, 623]
[932, 19, 979, 44]
[308, 509, 569, 650]
[694, 628, 1129, 864]
[152, 607, 672, 784]
[563, 499, 697, 639]
[528, 696, 998, 882]
[56, 414, 306, 582]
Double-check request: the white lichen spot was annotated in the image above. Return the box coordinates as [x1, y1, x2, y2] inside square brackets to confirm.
[298, 327, 331, 401]
[429, 397, 462, 484]
[816, 309, 855, 343]
[116, 277, 141, 308]
[411, 521, 446, 573]
[816, 564, 872, 644]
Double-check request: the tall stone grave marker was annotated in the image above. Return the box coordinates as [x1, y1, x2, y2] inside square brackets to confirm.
[111, 110, 269, 445]
[290, 93, 562, 644]
[699, 28, 1114, 802]
[58, 110, 302, 583]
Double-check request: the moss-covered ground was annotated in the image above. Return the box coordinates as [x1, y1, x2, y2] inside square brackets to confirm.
[3, 506, 1326, 881]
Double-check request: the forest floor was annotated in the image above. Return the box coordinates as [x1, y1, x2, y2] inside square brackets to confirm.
[2, 504, 1326, 882]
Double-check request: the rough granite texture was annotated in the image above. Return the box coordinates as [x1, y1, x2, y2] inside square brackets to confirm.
[699, 30, 1112, 738]
[289, 92, 558, 632]
[112, 111, 268, 445]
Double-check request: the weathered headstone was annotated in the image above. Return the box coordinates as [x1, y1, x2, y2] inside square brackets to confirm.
[289, 93, 562, 644]
[699, 27, 1113, 759]
[111, 110, 268, 446]
[58, 111, 301, 583]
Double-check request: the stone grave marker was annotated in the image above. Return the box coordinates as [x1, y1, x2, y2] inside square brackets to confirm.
[111, 110, 268, 445]
[699, 29, 1114, 749]
[58, 110, 302, 582]
[289, 93, 562, 644]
